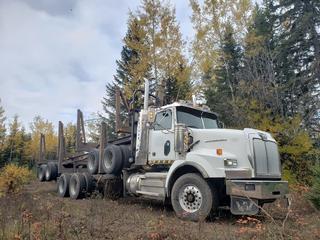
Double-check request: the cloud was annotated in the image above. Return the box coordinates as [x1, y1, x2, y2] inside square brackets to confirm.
[0, 0, 192, 129]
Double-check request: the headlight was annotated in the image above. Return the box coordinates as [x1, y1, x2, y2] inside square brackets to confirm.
[224, 159, 238, 167]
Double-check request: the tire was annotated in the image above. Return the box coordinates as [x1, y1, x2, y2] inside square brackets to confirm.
[57, 173, 71, 197]
[87, 150, 99, 174]
[69, 173, 87, 199]
[104, 177, 123, 200]
[171, 173, 218, 221]
[119, 145, 131, 168]
[82, 172, 94, 193]
[45, 162, 58, 181]
[102, 145, 123, 174]
[37, 164, 46, 182]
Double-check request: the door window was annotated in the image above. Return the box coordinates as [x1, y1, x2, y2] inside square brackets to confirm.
[154, 109, 172, 130]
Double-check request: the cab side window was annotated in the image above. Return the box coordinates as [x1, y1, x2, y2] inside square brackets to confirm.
[154, 110, 172, 130]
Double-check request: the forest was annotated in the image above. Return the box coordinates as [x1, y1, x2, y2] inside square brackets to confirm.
[0, 0, 319, 205]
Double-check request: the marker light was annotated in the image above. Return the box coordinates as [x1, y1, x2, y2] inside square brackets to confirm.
[216, 148, 223, 156]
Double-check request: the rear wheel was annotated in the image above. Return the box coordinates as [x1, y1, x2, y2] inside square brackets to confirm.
[82, 172, 94, 193]
[45, 162, 58, 181]
[69, 173, 86, 199]
[119, 145, 131, 168]
[87, 150, 99, 174]
[171, 173, 217, 221]
[57, 173, 71, 197]
[102, 145, 123, 174]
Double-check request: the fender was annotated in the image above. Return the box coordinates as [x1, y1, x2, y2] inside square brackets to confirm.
[165, 160, 209, 196]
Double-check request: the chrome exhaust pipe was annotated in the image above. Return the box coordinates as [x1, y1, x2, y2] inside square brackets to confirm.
[144, 79, 149, 110]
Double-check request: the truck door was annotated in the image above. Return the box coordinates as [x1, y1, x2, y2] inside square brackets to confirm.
[148, 109, 175, 163]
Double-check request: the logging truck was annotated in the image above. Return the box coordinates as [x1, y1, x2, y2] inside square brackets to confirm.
[37, 80, 289, 221]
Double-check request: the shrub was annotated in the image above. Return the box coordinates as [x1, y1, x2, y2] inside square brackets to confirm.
[282, 169, 298, 186]
[308, 165, 320, 210]
[0, 164, 32, 196]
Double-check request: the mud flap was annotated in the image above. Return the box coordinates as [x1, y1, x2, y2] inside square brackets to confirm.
[285, 194, 292, 208]
[230, 196, 259, 215]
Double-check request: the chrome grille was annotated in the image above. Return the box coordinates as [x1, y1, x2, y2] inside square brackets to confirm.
[253, 139, 281, 177]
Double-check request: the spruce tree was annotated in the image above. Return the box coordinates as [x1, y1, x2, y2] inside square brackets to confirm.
[272, 0, 320, 129]
[0, 99, 6, 167]
[205, 24, 242, 126]
[3, 116, 30, 165]
[308, 164, 320, 210]
[102, 16, 150, 139]
[239, 3, 282, 117]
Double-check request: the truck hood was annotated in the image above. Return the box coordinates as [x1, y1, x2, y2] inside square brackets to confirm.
[186, 128, 280, 178]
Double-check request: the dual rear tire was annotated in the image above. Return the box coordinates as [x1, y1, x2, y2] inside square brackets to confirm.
[87, 144, 131, 175]
[57, 173, 94, 199]
[102, 145, 123, 174]
[37, 162, 58, 182]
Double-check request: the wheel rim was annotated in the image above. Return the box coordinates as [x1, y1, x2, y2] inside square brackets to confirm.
[178, 184, 203, 213]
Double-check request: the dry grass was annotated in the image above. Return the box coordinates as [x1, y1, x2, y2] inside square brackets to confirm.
[0, 181, 319, 240]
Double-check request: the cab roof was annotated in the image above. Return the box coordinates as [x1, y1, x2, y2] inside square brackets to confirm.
[155, 101, 219, 116]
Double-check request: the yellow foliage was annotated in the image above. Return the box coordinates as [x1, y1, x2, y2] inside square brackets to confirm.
[282, 169, 298, 186]
[241, 100, 312, 152]
[237, 99, 317, 183]
[29, 116, 57, 161]
[0, 164, 32, 196]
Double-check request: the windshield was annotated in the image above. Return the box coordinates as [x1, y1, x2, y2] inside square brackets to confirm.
[176, 106, 218, 129]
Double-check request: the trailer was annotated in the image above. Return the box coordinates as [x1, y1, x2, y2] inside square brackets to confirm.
[37, 80, 289, 221]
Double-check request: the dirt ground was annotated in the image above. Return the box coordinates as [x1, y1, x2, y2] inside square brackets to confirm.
[0, 180, 319, 240]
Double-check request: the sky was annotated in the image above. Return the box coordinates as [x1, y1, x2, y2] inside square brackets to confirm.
[0, 0, 193, 129]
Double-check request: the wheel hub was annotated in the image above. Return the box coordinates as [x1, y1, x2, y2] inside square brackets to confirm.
[179, 185, 202, 213]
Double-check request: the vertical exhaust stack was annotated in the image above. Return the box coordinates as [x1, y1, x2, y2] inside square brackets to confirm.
[135, 79, 150, 166]
[39, 133, 46, 163]
[192, 94, 197, 107]
[144, 79, 149, 110]
[58, 121, 65, 175]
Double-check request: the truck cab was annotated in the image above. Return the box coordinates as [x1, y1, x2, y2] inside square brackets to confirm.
[129, 98, 289, 221]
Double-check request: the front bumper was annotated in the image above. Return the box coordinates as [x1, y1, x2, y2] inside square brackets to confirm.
[226, 180, 289, 199]
[226, 180, 289, 215]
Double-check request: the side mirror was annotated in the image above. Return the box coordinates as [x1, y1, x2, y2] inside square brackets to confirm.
[148, 108, 156, 123]
[174, 124, 187, 153]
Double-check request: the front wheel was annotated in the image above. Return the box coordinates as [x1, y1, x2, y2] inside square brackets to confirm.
[171, 173, 217, 221]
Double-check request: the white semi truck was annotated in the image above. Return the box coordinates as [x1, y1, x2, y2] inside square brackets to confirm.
[37, 80, 289, 221]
